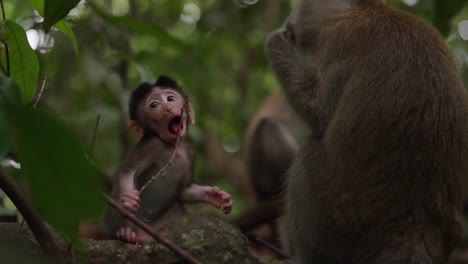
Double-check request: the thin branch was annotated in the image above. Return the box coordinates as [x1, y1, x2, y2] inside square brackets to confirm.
[0, 0, 9, 77]
[0, 170, 61, 255]
[88, 114, 101, 160]
[0, 0, 5, 22]
[104, 194, 201, 264]
[0, 39, 10, 77]
[246, 234, 290, 259]
[33, 76, 47, 108]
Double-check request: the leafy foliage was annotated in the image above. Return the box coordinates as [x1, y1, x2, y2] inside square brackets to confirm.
[2, 20, 39, 103]
[433, 0, 467, 36]
[5, 104, 104, 240]
[54, 21, 79, 55]
[0, 76, 21, 160]
[28, 0, 79, 55]
[43, 0, 81, 30]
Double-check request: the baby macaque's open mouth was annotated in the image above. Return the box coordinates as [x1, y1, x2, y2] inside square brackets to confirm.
[168, 116, 183, 136]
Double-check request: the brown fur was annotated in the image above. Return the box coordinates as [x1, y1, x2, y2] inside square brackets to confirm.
[104, 136, 194, 236]
[244, 91, 303, 201]
[243, 91, 306, 254]
[104, 87, 194, 242]
[266, 0, 468, 263]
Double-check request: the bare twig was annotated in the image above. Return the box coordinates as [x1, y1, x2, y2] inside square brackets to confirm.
[33, 76, 47, 108]
[0, 0, 5, 22]
[0, 39, 10, 77]
[0, 0, 9, 77]
[70, 246, 76, 264]
[246, 234, 290, 259]
[88, 114, 101, 160]
[0, 170, 61, 255]
[104, 194, 201, 264]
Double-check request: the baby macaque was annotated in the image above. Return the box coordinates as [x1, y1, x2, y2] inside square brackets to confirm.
[105, 75, 233, 244]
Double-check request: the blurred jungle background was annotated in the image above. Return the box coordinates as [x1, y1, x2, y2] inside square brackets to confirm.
[0, 0, 467, 259]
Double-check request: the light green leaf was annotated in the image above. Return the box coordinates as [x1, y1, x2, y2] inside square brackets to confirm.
[43, 0, 80, 30]
[2, 20, 39, 104]
[55, 21, 79, 56]
[5, 105, 104, 240]
[27, 0, 44, 13]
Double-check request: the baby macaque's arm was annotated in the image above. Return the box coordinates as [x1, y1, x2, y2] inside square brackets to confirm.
[180, 184, 233, 214]
[116, 141, 159, 212]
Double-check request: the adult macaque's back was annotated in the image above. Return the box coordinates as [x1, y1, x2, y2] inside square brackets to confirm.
[266, 0, 468, 263]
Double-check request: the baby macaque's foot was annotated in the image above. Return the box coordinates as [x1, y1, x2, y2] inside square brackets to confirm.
[205, 186, 233, 214]
[121, 190, 140, 213]
[116, 227, 138, 244]
[136, 231, 151, 245]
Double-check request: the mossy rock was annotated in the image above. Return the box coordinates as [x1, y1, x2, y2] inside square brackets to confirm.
[0, 214, 287, 264]
[85, 214, 260, 264]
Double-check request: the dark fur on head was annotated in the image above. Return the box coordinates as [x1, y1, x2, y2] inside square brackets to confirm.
[128, 75, 189, 121]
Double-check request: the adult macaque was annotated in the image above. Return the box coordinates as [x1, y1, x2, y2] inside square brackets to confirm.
[266, 0, 468, 263]
[104, 76, 233, 244]
[241, 90, 305, 254]
[244, 90, 302, 203]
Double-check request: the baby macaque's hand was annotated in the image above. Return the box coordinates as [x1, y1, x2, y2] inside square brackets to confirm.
[203, 186, 233, 214]
[120, 190, 140, 213]
[116, 226, 139, 245]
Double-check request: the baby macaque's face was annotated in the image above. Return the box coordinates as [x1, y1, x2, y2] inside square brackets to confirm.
[141, 88, 187, 143]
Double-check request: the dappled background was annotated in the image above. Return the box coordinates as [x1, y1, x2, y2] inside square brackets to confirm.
[1, 0, 468, 231]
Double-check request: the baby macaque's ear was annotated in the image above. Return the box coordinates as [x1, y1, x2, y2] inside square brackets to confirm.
[187, 103, 196, 125]
[128, 121, 144, 139]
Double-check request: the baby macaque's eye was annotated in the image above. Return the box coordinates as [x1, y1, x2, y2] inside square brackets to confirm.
[150, 102, 158, 108]
[167, 96, 176, 102]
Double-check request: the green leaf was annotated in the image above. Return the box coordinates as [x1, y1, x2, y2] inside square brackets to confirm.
[43, 0, 80, 30]
[0, 76, 22, 105]
[2, 20, 39, 104]
[55, 21, 79, 56]
[28, 0, 79, 55]
[5, 105, 104, 240]
[433, 0, 466, 36]
[0, 76, 21, 160]
[88, 1, 188, 49]
[27, 0, 44, 13]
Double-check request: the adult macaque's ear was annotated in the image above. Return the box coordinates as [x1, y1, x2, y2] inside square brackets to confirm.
[128, 121, 144, 139]
[187, 102, 196, 125]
